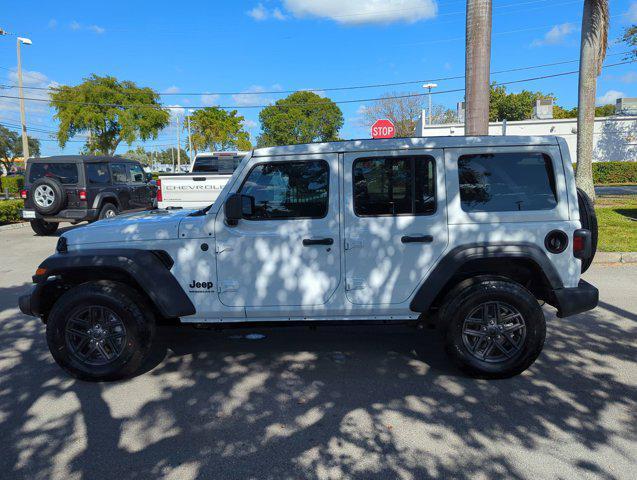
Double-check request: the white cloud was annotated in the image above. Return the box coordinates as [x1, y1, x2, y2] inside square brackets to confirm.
[531, 23, 575, 47]
[0, 69, 57, 118]
[167, 104, 185, 119]
[163, 85, 180, 94]
[620, 71, 637, 84]
[232, 85, 281, 107]
[625, 2, 637, 23]
[356, 105, 369, 115]
[201, 93, 220, 106]
[597, 90, 625, 105]
[69, 21, 106, 34]
[282, 0, 437, 25]
[248, 3, 287, 21]
[48, 19, 58, 29]
[244, 119, 258, 129]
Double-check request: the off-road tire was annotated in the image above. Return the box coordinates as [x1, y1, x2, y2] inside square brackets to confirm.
[30, 218, 59, 236]
[440, 278, 546, 379]
[30, 177, 66, 215]
[98, 202, 119, 220]
[576, 188, 598, 273]
[46, 281, 155, 381]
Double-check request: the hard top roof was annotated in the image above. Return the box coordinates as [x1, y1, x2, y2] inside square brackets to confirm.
[252, 135, 560, 157]
[28, 155, 135, 164]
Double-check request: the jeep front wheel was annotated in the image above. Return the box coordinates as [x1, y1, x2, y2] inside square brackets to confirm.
[440, 279, 546, 379]
[46, 281, 155, 381]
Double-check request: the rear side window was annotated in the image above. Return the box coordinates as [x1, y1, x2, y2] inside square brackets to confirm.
[353, 156, 436, 216]
[111, 163, 128, 183]
[239, 160, 329, 220]
[28, 163, 78, 184]
[458, 152, 557, 212]
[129, 163, 145, 182]
[86, 163, 111, 184]
[193, 155, 242, 174]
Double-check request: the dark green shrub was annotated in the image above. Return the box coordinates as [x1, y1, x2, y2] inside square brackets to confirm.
[573, 162, 637, 184]
[0, 199, 24, 224]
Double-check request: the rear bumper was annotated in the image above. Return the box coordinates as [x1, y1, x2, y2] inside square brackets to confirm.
[551, 279, 599, 318]
[22, 208, 99, 222]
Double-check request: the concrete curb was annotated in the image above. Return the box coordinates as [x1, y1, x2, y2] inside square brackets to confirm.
[593, 252, 637, 264]
[0, 222, 28, 232]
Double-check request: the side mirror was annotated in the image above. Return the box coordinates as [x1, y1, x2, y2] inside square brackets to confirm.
[224, 193, 255, 225]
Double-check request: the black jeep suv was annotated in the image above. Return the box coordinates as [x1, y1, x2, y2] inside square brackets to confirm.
[21, 156, 156, 235]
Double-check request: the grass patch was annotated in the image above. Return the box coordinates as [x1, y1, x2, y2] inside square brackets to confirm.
[596, 195, 637, 252]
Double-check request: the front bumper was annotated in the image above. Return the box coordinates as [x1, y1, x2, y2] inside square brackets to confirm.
[22, 208, 99, 222]
[551, 279, 599, 318]
[19, 284, 42, 317]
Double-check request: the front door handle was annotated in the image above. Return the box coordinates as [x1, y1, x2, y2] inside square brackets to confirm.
[401, 235, 434, 244]
[303, 238, 334, 246]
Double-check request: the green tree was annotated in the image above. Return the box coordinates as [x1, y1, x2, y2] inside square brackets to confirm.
[187, 107, 252, 153]
[0, 126, 40, 174]
[49, 74, 170, 155]
[621, 24, 637, 59]
[489, 84, 556, 121]
[257, 91, 343, 147]
[553, 104, 614, 118]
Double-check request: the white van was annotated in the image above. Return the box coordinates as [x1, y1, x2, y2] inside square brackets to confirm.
[20, 136, 598, 381]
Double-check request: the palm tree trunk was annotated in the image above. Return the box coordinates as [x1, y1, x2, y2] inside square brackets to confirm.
[465, 0, 492, 135]
[576, 0, 609, 202]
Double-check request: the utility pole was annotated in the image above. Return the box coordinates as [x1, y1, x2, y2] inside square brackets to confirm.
[187, 110, 193, 165]
[465, 0, 492, 135]
[423, 83, 438, 125]
[176, 115, 181, 172]
[16, 37, 33, 159]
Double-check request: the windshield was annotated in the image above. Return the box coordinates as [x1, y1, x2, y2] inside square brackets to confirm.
[192, 155, 242, 174]
[28, 162, 79, 184]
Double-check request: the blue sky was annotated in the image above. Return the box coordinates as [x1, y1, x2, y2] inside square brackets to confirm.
[1, 0, 637, 157]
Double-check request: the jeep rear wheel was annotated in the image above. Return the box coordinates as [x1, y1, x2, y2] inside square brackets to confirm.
[30, 218, 59, 236]
[440, 279, 546, 379]
[46, 281, 155, 381]
[576, 188, 598, 273]
[31, 177, 66, 215]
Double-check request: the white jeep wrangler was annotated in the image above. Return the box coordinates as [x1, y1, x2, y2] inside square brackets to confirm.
[20, 136, 599, 380]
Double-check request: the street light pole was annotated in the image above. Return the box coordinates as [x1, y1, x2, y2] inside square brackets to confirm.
[16, 37, 32, 160]
[422, 83, 438, 125]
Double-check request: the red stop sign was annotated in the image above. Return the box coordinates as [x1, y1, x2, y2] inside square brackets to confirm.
[371, 119, 395, 139]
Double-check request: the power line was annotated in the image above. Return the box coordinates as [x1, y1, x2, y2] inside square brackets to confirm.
[0, 51, 631, 98]
[0, 60, 633, 111]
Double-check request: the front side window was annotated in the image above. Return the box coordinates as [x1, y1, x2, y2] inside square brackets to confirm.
[129, 163, 145, 182]
[86, 163, 111, 184]
[111, 163, 128, 183]
[458, 152, 557, 212]
[353, 156, 436, 216]
[239, 160, 329, 220]
[28, 162, 78, 184]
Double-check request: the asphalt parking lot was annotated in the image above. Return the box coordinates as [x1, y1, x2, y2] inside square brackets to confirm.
[0, 225, 635, 480]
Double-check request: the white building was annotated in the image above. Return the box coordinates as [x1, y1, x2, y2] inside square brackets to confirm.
[416, 99, 637, 163]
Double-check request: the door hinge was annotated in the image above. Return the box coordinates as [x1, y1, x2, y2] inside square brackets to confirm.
[346, 278, 366, 291]
[218, 280, 239, 293]
[345, 238, 363, 250]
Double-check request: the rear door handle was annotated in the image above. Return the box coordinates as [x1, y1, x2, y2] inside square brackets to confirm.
[303, 238, 334, 246]
[401, 235, 433, 244]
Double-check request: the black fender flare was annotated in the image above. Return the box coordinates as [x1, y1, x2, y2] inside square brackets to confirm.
[409, 243, 563, 313]
[31, 249, 195, 318]
[92, 192, 119, 210]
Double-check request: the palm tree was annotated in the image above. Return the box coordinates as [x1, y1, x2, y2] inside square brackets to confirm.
[576, 0, 609, 202]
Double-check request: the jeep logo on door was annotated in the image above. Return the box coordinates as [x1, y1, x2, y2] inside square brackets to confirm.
[189, 280, 214, 293]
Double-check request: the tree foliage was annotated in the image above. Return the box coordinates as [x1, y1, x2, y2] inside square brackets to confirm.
[188, 107, 252, 153]
[257, 91, 343, 147]
[622, 25, 637, 59]
[123, 146, 189, 167]
[553, 104, 615, 118]
[49, 74, 170, 155]
[489, 84, 556, 122]
[0, 126, 40, 174]
[360, 92, 424, 137]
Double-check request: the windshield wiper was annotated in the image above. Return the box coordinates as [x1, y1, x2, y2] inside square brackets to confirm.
[188, 204, 213, 217]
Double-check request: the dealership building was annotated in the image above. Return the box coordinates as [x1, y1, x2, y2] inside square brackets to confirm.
[416, 98, 637, 163]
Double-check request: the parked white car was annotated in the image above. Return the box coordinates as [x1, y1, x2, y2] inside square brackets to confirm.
[157, 151, 248, 209]
[20, 136, 599, 381]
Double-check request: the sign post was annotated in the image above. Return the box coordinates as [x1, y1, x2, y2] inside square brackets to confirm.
[371, 119, 396, 139]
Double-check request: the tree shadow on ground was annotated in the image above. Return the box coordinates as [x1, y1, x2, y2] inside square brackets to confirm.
[0, 284, 635, 480]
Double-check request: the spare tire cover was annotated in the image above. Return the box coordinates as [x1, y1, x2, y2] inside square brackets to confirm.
[31, 177, 66, 215]
[576, 188, 598, 273]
